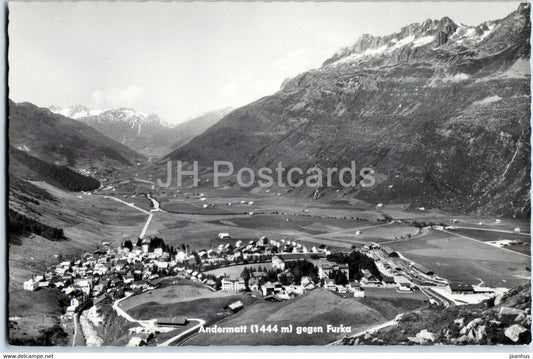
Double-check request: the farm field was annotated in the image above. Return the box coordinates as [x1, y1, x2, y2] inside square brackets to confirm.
[204, 263, 273, 278]
[10, 172, 531, 346]
[184, 288, 426, 346]
[150, 207, 423, 253]
[312, 223, 420, 243]
[119, 280, 238, 312]
[451, 228, 531, 255]
[388, 230, 530, 288]
[125, 291, 258, 325]
[160, 200, 240, 215]
[354, 290, 428, 320]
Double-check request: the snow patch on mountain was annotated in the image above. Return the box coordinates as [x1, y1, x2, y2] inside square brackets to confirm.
[451, 23, 497, 45]
[324, 15, 507, 68]
[413, 35, 434, 47]
[49, 105, 105, 119]
[48, 105, 170, 128]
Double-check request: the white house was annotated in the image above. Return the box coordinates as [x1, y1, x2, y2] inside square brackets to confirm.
[221, 278, 246, 292]
[23, 279, 39, 291]
[353, 288, 365, 297]
[272, 256, 285, 270]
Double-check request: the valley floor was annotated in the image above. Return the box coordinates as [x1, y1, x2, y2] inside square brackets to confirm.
[8, 174, 531, 346]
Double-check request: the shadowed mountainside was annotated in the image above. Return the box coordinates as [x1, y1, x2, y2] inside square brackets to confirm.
[167, 4, 531, 218]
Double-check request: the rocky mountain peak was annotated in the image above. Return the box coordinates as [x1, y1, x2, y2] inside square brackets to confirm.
[322, 3, 529, 67]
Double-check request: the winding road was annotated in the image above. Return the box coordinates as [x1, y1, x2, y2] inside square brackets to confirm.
[156, 318, 206, 347]
[112, 294, 205, 347]
[327, 319, 398, 346]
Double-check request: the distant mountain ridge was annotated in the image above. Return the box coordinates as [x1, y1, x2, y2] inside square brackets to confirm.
[49, 104, 105, 119]
[10, 100, 143, 169]
[322, 14, 498, 67]
[49, 105, 232, 157]
[167, 3, 531, 218]
[9, 100, 145, 194]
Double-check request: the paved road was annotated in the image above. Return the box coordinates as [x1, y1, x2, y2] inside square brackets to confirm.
[139, 213, 154, 239]
[113, 295, 158, 331]
[102, 194, 160, 239]
[327, 319, 398, 346]
[71, 314, 77, 347]
[103, 195, 151, 215]
[147, 194, 161, 211]
[420, 286, 450, 308]
[157, 318, 206, 347]
[113, 294, 206, 347]
[72, 313, 81, 347]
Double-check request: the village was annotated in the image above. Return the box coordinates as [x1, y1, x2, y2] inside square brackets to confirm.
[22, 222, 507, 344]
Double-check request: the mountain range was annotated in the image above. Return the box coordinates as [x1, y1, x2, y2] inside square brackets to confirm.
[167, 3, 531, 218]
[49, 105, 232, 157]
[8, 100, 144, 192]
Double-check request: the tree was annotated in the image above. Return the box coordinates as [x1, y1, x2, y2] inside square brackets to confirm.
[329, 269, 348, 285]
[122, 240, 133, 251]
[327, 251, 382, 281]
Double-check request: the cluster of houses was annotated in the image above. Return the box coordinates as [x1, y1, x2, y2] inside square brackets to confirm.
[21, 234, 332, 316]
[22, 242, 176, 316]
[23, 232, 427, 322]
[216, 244, 416, 300]
[218, 255, 368, 300]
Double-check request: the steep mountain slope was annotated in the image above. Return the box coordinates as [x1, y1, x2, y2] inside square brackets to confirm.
[9, 100, 144, 169]
[50, 106, 232, 157]
[161, 107, 234, 152]
[168, 4, 531, 218]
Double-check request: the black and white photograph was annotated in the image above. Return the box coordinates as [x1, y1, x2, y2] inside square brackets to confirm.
[5, 0, 532, 350]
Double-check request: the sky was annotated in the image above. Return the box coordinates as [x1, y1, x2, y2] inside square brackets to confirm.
[8, 1, 521, 124]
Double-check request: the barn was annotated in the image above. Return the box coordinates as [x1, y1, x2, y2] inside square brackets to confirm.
[414, 264, 434, 276]
[382, 246, 400, 258]
[447, 282, 474, 294]
[225, 300, 244, 313]
[156, 317, 189, 326]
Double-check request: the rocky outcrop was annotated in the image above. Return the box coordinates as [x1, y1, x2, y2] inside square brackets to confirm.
[408, 329, 436, 344]
[343, 281, 531, 345]
[504, 324, 529, 343]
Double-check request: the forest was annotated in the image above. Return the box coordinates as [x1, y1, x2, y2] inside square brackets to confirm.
[8, 209, 66, 241]
[10, 147, 100, 192]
